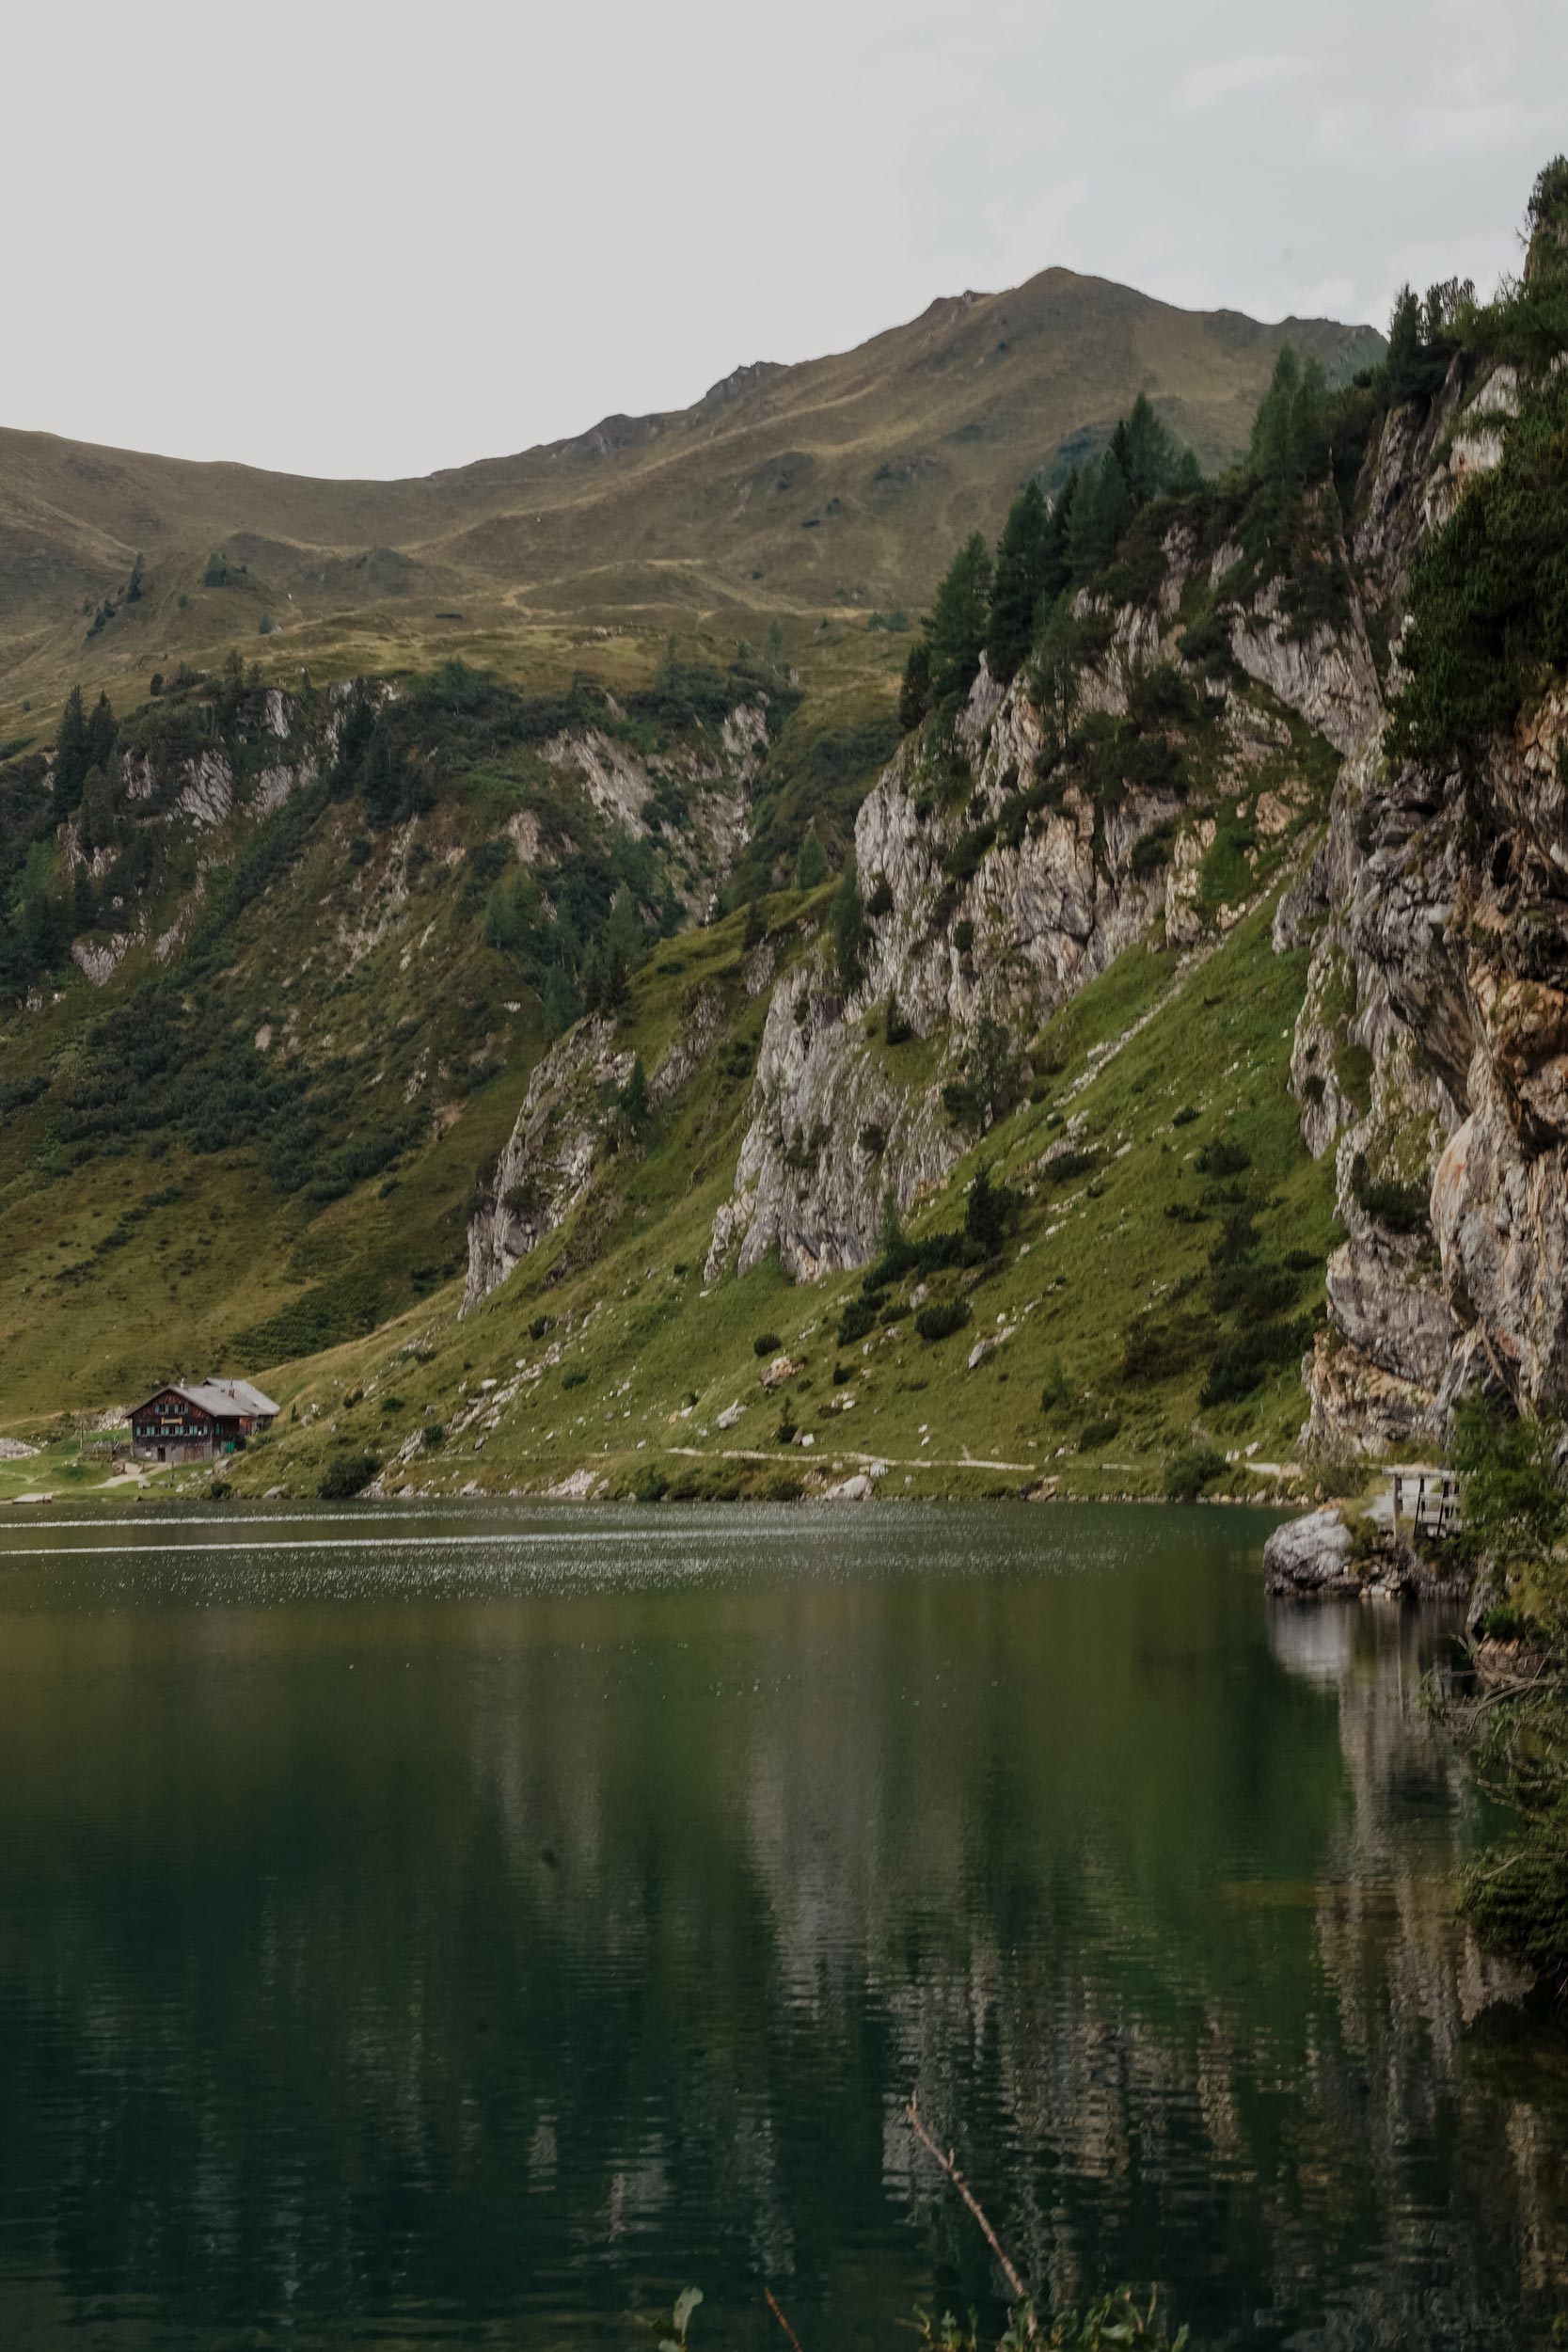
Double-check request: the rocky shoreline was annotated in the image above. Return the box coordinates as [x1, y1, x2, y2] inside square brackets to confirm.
[1263, 1502, 1472, 1601]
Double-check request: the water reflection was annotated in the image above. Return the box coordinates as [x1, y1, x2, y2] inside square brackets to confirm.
[0, 1505, 1563, 2350]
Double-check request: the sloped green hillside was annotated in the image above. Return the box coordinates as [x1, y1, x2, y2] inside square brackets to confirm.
[161, 882, 1336, 1504]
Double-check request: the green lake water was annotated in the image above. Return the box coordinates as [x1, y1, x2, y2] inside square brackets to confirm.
[0, 1501, 1564, 2349]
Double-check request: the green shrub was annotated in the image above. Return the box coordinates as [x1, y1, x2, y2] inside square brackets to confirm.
[1388, 359, 1568, 769]
[1477, 1601, 1545, 1645]
[1120, 1309, 1211, 1384]
[633, 1464, 670, 1502]
[1165, 1442, 1228, 1501]
[1078, 1413, 1122, 1452]
[1046, 1146, 1097, 1186]
[753, 1332, 783, 1357]
[915, 1297, 972, 1343]
[562, 1365, 588, 1391]
[421, 1423, 444, 1448]
[1195, 1136, 1250, 1177]
[1463, 1828, 1568, 1991]
[1131, 819, 1178, 878]
[1172, 1104, 1199, 1127]
[1350, 1151, 1428, 1234]
[838, 1296, 877, 1345]
[319, 1451, 378, 1500]
[1199, 1319, 1307, 1405]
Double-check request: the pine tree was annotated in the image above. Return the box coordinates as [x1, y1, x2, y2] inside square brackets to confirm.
[1069, 452, 1127, 580]
[927, 532, 993, 704]
[1294, 356, 1330, 484]
[986, 480, 1053, 684]
[1249, 347, 1303, 498]
[1122, 393, 1176, 507]
[80, 764, 116, 853]
[54, 686, 89, 819]
[830, 850, 867, 996]
[84, 691, 118, 778]
[580, 946, 605, 1015]
[898, 638, 932, 732]
[1386, 287, 1422, 401]
[541, 965, 578, 1037]
[1033, 594, 1079, 741]
[605, 882, 642, 974]
[622, 1056, 650, 1131]
[1171, 448, 1204, 497]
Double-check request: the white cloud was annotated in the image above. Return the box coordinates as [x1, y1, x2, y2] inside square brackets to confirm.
[1176, 55, 1312, 110]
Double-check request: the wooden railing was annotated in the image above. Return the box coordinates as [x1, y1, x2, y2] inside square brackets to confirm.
[1391, 1468, 1461, 1540]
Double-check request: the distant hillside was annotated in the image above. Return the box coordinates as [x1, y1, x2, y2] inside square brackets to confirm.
[0, 268, 1381, 720]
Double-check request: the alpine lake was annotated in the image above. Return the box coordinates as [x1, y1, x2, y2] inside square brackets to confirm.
[1, 1500, 1564, 2350]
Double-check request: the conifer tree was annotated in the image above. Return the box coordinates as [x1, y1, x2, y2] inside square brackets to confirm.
[898, 638, 932, 732]
[830, 849, 867, 996]
[927, 532, 992, 704]
[1250, 347, 1303, 497]
[622, 1055, 650, 1131]
[84, 690, 118, 778]
[54, 686, 89, 819]
[79, 764, 116, 853]
[1386, 287, 1422, 401]
[1121, 392, 1177, 507]
[1068, 452, 1127, 580]
[1171, 448, 1204, 497]
[986, 480, 1054, 684]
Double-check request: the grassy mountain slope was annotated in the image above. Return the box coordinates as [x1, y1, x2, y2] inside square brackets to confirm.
[0, 261, 1390, 1485]
[81, 881, 1333, 1506]
[0, 270, 1379, 725]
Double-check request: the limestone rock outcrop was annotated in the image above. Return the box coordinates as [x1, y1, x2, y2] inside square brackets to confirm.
[1279, 349, 1568, 1445]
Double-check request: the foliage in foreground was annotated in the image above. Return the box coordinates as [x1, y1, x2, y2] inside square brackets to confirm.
[911, 2290, 1185, 2350]
[1448, 1395, 1568, 1994]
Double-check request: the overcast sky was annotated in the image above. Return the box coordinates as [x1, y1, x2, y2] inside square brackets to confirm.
[6, 0, 1562, 480]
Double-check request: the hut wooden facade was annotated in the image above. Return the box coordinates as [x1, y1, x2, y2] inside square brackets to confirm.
[129, 1379, 279, 1464]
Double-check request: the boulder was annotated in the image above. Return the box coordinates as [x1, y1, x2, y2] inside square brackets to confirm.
[1263, 1506, 1356, 1595]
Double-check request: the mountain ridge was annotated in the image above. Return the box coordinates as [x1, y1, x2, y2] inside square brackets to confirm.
[0, 264, 1382, 721]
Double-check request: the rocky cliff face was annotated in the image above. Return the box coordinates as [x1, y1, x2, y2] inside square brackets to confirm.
[705, 536, 1337, 1285]
[1280, 353, 1568, 1446]
[705, 661, 1179, 1282]
[464, 985, 729, 1313]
